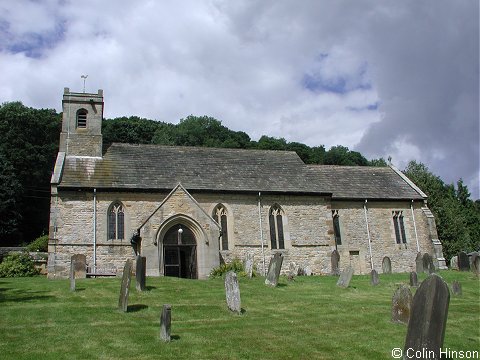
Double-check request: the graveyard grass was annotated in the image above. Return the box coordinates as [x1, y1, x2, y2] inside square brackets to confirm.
[0, 271, 478, 360]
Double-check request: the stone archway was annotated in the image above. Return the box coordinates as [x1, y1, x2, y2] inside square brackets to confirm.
[162, 224, 197, 279]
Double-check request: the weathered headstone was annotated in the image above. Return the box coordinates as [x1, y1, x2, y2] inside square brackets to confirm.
[370, 269, 379, 286]
[470, 253, 480, 275]
[409, 271, 418, 287]
[265, 253, 283, 287]
[391, 285, 412, 324]
[224, 271, 241, 313]
[71, 254, 86, 278]
[304, 266, 312, 276]
[458, 251, 469, 271]
[382, 256, 392, 274]
[451, 280, 462, 296]
[244, 254, 254, 278]
[118, 259, 133, 312]
[135, 255, 146, 292]
[69, 259, 76, 292]
[450, 256, 459, 270]
[336, 266, 354, 288]
[422, 253, 435, 274]
[331, 250, 340, 275]
[160, 304, 172, 342]
[404, 274, 450, 359]
[415, 252, 424, 273]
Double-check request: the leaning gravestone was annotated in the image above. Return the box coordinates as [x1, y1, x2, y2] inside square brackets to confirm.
[160, 304, 172, 342]
[336, 266, 354, 288]
[370, 269, 379, 286]
[331, 250, 340, 275]
[450, 256, 459, 270]
[224, 271, 241, 314]
[69, 259, 76, 292]
[451, 280, 462, 296]
[71, 254, 87, 278]
[118, 259, 133, 312]
[409, 271, 418, 287]
[422, 253, 435, 274]
[391, 285, 412, 324]
[415, 252, 424, 274]
[265, 253, 283, 287]
[458, 251, 469, 272]
[382, 256, 392, 274]
[404, 274, 450, 359]
[135, 255, 146, 292]
[244, 254, 254, 278]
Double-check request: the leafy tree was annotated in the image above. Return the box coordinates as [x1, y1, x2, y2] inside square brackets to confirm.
[103, 116, 161, 145]
[256, 136, 288, 150]
[324, 145, 369, 166]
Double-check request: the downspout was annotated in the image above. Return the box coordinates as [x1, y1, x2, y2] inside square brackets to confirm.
[93, 188, 97, 273]
[364, 199, 374, 270]
[411, 200, 420, 252]
[258, 192, 266, 276]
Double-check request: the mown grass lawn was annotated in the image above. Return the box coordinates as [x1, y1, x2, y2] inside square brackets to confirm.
[0, 271, 478, 360]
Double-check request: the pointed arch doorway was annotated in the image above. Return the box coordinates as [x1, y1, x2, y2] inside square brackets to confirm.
[162, 224, 197, 279]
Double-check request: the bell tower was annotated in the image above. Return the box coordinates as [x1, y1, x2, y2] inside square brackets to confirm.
[59, 87, 104, 157]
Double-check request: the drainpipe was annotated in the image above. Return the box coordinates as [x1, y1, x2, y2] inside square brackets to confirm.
[258, 192, 266, 276]
[364, 199, 374, 270]
[93, 188, 97, 273]
[411, 200, 420, 252]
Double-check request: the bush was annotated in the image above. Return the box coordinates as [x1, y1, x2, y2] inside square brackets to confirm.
[210, 258, 248, 278]
[0, 252, 39, 277]
[26, 235, 49, 252]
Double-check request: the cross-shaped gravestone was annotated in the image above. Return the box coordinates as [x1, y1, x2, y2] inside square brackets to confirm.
[265, 253, 283, 287]
[118, 259, 133, 312]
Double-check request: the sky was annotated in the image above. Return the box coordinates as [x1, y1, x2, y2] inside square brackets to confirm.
[1, 0, 479, 199]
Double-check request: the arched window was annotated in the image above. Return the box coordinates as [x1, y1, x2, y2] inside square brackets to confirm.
[393, 211, 407, 244]
[108, 202, 124, 240]
[332, 210, 342, 245]
[269, 204, 285, 249]
[212, 204, 229, 250]
[76, 109, 88, 128]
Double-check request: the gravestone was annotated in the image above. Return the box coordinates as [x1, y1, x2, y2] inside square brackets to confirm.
[470, 253, 479, 275]
[224, 271, 241, 314]
[382, 256, 392, 274]
[451, 280, 462, 296]
[69, 260, 76, 292]
[160, 304, 172, 342]
[244, 254, 254, 278]
[415, 252, 424, 273]
[265, 253, 283, 287]
[331, 250, 340, 275]
[422, 253, 435, 274]
[336, 266, 354, 288]
[304, 266, 312, 276]
[135, 255, 146, 292]
[457, 251, 469, 271]
[404, 274, 450, 359]
[71, 254, 86, 278]
[391, 285, 412, 324]
[450, 256, 459, 270]
[409, 271, 418, 287]
[370, 269, 379, 286]
[118, 259, 133, 312]
[474, 256, 480, 276]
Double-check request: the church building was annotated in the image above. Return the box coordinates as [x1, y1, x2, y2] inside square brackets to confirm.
[47, 88, 447, 279]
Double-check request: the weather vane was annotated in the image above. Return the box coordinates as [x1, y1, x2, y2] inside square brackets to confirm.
[81, 75, 88, 93]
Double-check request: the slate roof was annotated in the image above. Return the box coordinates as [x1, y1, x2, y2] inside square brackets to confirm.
[55, 143, 426, 200]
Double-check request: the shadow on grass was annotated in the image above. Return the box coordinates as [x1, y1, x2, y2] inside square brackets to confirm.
[128, 304, 149, 312]
[0, 288, 54, 303]
[145, 286, 157, 291]
[170, 335, 181, 341]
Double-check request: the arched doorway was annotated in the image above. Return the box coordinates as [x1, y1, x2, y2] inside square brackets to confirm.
[162, 224, 197, 279]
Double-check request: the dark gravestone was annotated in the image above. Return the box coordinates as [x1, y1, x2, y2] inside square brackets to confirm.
[69, 259, 76, 292]
[224, 271, 241, 314]
[382, 256, 392, 274]
[415, 252, 424, 273]
[422, 253, 435, 274]
[71, 254, 86, 278]
[160, 304, 172, 342]
[451, 280, 462, 296]
[331, 250, 340, 275]
[336, 266, 354, 288]
[118, 259, 133, 312]
[404, 274, 450, 359]
[458, 251, 469, 271]
[370, 269, 379, 286]
[391, 285, 412, 324]
[135, 255, 146, 292]
[409, 271, 418, 287]
[265, 253, 283, 287]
